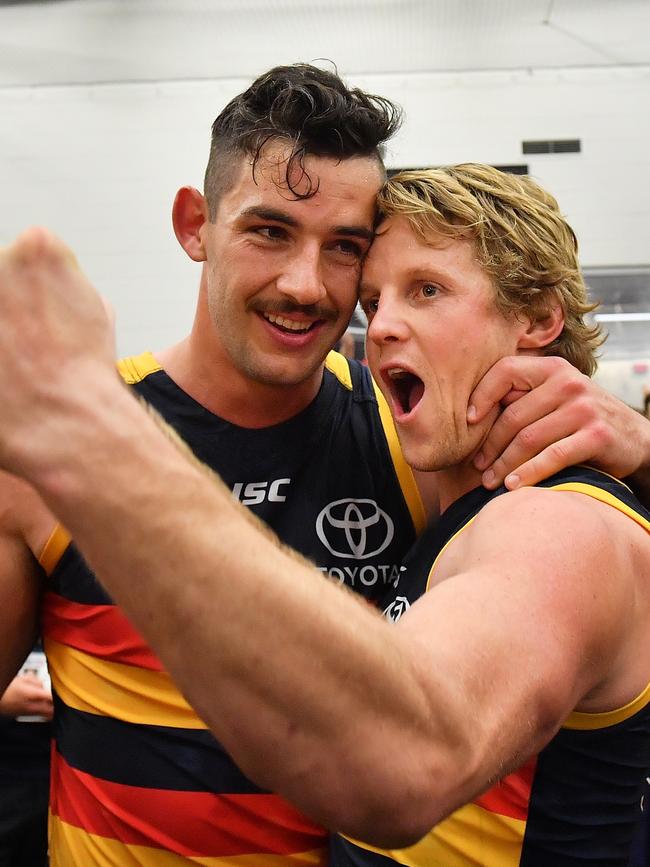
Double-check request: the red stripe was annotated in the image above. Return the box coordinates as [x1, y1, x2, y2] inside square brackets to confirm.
[50, 752, 327, 857]
[473, 755, 537, 821]
[42, 592, 163, 671]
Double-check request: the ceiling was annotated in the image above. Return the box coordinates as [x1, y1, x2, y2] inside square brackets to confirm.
[0, 0, 649, 89]
[1, 0, 648, 363]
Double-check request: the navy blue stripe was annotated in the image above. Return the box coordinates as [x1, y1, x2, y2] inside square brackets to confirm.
[329, 837, 395, 867]
[53, 694, 265, 794]
[536, 466, 650, 521]
[49, 544, 113, 605]
[519, 710, 650, 865]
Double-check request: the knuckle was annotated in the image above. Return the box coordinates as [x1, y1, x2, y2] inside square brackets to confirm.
[547, 355, 568, 373]
[535, 355, 567, 380]
[589, 419, 614, 447]
[500, 400, 524, 427]
[17, 226, 51, 257]
[518, 454, 542, 480]
[548, 439, 571, 464]
[559, 369, 589, 399]
[13, 227, 63, 276]
[492, 354, 513, 373]
[572, 395, 599, 423]
[516, 425, 538, 450]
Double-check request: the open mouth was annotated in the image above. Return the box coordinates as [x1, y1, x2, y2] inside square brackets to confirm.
[385, 368, 425, 416]
[263, 312, 317, 334]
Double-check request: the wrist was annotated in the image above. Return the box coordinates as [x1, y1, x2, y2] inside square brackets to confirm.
[7, 363, 137, 494]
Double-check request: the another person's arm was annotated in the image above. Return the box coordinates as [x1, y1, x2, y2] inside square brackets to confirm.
[469, 355, 650, 498]
[0, 232, 637, 847]
[8, 370, 635, 847]
[0, 672, 53, 720]
[0, 474, 43, 694]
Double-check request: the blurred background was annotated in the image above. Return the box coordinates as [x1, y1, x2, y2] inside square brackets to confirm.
[0, 0, 648, 408]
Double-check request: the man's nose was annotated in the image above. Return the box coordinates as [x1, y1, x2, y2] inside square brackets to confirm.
[276, 247, 326, 306]
[367, 295, 409, 345]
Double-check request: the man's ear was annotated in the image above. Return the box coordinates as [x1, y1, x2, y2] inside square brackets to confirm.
[172, 187, 209, 262]
[517, 303, 565, 351]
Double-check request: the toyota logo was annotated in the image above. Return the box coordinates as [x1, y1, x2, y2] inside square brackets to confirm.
[316, 498, 394, 560]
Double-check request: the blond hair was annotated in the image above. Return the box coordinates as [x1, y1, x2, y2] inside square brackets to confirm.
[378, 165, 602, 376]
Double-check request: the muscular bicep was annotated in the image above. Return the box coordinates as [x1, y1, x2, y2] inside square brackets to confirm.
[395, 487, 639, 810]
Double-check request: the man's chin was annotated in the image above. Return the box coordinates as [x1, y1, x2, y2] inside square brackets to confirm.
[243, 354, 325, 389]
[400, 442, 440, 474]
[399, 434, 465, 474]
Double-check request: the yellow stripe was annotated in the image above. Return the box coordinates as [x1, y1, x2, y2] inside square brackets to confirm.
[552, 481, 650, 726]
[547, 481, 650, 534]
[49, 816, 326, 867]
[565, 679, 650, 730]
[371, 377, 426, 535]
[324, 350, 425, 533]
[575, 463, 634, 493]
[37, 353, 162, 578]
[39, 525, 72, 576]
[427, 476, 649, 593]
[324, 350, 353, 390]
[346, 802, 525, 867]
[45, 638, 206, 729]
[426, 479, 650, 729]
[117, 351, 162, 386]
[425, 515, 480, 593]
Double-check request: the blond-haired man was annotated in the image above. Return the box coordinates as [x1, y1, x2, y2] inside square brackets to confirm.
[329, 165, 650, 864]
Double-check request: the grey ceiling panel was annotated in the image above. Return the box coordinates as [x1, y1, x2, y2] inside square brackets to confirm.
[0, 0, 648, 88]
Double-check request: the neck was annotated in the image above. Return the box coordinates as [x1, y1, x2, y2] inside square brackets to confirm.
[156, 334, 324, 428]
[435, 458, 485, 515]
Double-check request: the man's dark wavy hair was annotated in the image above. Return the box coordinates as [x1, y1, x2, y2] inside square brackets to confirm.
[203, 63, 402, 219]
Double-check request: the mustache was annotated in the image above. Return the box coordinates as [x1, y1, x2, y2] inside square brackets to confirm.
[251, 301, 338, 322]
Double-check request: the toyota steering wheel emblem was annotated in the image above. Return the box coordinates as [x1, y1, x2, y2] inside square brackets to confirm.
[316, 498, 394, 560]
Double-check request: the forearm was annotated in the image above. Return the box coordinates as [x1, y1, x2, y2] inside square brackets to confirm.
[21, 366, 447, 842]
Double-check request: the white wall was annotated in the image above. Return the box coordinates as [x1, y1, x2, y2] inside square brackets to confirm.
[0, 65, 648, 356]
[594, 359, 650, 411]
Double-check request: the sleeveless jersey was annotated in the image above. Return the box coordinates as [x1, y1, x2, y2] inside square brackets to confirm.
[40, 350, 425, 867]
[332, 466, 650, 866]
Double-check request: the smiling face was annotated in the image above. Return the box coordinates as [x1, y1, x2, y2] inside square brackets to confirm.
[361, 217, 535, 473]
[198, 141, 382, 393]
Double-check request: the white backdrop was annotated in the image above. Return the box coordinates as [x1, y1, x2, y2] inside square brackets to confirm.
[1, 65, 648, 357]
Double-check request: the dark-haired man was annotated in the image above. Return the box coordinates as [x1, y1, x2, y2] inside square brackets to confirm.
[1, 68, 650, 865]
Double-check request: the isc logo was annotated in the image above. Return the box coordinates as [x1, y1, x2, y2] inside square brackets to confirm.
[232, 478, 291, 506]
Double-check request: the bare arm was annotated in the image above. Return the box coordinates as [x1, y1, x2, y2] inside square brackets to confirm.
[0, 673, 53, 720]
[468, 355, 650, 500]
[0, 230, 641, 846]
[8, 370, 636, 844]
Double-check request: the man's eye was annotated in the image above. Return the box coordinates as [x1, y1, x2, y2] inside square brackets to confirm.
[255, 226, 286, 241]
[421, 283, 438, 298]
[362, 298, 379, 318]
[333, 239, 364, 258]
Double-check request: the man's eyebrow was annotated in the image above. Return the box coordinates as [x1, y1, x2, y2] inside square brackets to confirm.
[358, 281, 377, 298]
[239, 206, 299, 227]
[239, 207, 374, 243]
[332, 226, 375, 243]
